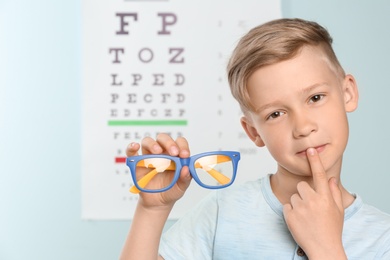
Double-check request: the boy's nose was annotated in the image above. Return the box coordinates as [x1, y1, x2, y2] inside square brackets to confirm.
[292, 113, 317, 138]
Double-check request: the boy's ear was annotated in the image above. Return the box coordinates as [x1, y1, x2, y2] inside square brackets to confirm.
[240, 116, 265, 147]
[343, 74, 359, 112]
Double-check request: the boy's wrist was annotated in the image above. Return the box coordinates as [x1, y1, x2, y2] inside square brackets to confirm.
[137, 200, 175, 218]
[306, 244, 347, 260]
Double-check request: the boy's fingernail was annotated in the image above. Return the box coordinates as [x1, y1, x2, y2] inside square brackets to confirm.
[307, 148, 315, 156]
[170, 146, 179, 155]
[181, 150, 190, 157]
[153, 144, 162, 153]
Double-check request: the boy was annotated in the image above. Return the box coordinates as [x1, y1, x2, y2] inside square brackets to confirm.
[120, 18, 390, 259]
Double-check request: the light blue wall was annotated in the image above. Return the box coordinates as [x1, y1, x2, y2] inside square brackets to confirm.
[1, 1, 389, 259]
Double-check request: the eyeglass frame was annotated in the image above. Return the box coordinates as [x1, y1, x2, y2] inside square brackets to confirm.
[126, 151, 241, 193]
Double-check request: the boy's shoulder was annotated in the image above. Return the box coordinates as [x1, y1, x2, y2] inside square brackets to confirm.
[215, 174, 283, 215]
[345, 196, 390, 237]
[218, 175, 267, 197]
[344, 198, 390, 256]
[214, 176, 263, 204]
[359, 202, 390, 226]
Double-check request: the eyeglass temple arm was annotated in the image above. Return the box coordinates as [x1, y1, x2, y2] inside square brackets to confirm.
[129, 168, 159, 194]
[196, 165, 231, 185]
[129, 160, 177, 194]
[129, 155, 232, 194]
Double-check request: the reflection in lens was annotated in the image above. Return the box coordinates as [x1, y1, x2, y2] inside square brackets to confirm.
[194, 155, 233, 187]
[135, 158, 176, 191]
[143, 158, 172, 172]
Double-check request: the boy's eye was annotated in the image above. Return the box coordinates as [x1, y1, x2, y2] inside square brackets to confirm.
[309, 94, 324, 103]
[267, 111, 285, 120]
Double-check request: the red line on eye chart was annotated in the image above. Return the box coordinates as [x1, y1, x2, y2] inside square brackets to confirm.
[115, 157, 127, 163]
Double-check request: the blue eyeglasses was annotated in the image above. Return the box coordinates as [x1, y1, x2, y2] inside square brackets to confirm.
[126, 151, 241, 193]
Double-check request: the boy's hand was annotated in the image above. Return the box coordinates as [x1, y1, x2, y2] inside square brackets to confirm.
[283, 148, 347, 259]
[126, 133, 192, 209]
[121, 133, 191, 260]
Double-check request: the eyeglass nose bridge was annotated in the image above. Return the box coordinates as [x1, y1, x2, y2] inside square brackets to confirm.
[178, 157, 191, 168]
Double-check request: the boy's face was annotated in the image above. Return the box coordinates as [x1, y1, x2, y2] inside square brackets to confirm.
[241, 46, 359, 177]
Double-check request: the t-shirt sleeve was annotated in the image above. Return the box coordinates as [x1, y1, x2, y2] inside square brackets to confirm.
[378, 234, 390, 259]
[159, 191, 219, 260]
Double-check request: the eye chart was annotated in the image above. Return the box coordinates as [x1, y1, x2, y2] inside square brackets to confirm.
[82, 0, 281, 220]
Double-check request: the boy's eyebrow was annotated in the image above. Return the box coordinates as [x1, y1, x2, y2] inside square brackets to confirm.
[300, 82, 328, 96]
[255, 83, 329, 113]
[255, 101, 280, 113]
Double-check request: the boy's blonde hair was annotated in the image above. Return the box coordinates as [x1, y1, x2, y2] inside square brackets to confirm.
[227, 18, 345, 112]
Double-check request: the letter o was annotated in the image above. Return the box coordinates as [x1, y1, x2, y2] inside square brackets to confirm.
[138, 48, 154, 63]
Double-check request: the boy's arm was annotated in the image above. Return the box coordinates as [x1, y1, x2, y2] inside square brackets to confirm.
[283, 148, 347, 260]
[120, 135, 192, 260]
[120, 202, 172, 260]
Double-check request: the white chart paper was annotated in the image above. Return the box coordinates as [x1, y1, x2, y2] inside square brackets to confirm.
[82, 0, 281, 220]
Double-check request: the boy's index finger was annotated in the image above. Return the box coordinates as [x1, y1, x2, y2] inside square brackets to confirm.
[306, 147, 330, 194]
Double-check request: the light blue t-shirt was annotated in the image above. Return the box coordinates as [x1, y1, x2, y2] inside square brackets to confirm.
[160, 174, 390, 259]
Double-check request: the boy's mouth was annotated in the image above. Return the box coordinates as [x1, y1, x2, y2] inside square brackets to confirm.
[296, 144, 327, 156]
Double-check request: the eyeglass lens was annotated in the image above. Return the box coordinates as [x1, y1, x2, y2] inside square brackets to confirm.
[133, 154, 234, 192]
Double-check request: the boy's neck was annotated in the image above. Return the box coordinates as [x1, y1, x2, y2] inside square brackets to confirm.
[270, 170, 355, 209]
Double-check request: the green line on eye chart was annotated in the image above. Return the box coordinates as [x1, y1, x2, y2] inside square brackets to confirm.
[108, 120, 188, 126]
